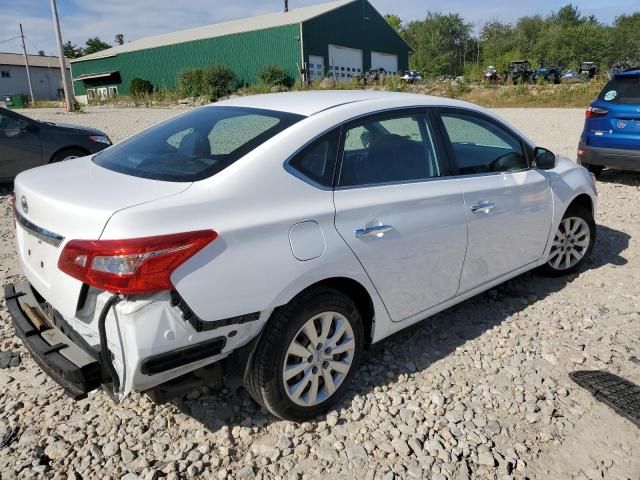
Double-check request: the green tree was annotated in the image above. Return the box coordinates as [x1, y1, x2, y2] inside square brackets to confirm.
[83, 37, 111, 55]
[63, 40, 83, 58]
[403, 13, 473, 76]
[384, 14, 403, 33]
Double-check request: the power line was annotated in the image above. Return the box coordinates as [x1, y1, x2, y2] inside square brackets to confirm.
[0, 35, 21, 45]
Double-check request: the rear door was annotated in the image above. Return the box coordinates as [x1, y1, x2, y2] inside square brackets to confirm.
[435, 108, 553, 293]
[588, 75, 640, 150]
[333, 110, 468, 322]
[0, 110, 41, 178]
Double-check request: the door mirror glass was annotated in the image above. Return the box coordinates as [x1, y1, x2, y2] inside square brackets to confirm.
[534, 147, 557, 170]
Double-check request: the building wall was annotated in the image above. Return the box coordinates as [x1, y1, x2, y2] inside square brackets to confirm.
[71, 25, 302, 96]
[302, 0, 410, 76]
[0, 64, 65, 101]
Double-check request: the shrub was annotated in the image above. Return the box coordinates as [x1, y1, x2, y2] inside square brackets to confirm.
[258, 64, 292, 87]
[177, 69, 204, 97]
[202, 65, 236, 101]
[130, 77, 154, 96]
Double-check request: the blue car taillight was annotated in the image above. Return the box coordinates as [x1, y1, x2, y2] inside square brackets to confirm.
[585, 106, 609, 119]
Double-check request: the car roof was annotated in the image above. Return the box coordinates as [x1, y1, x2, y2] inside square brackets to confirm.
[614, 68, 640, 78]
[216, 91, 475, 116]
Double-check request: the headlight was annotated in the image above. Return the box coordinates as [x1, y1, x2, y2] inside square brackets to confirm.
[90, 135, 111, 145]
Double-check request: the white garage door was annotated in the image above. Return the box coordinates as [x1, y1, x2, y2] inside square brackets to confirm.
[328, 45, 363, 82]
[371, 51, 398, 75]
[308, 55, 325, 81]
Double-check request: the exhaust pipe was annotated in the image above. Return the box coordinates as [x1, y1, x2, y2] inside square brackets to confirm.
[284, 0, 288, 12]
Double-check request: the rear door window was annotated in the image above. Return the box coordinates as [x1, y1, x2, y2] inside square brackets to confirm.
[94, 107, 303, 182]
[598, 77, 640, 104]
[338, 113, 441, 187]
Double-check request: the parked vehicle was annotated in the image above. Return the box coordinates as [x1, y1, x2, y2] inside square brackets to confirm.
[7, 92, 598, 421]
[506, 60, 533, 84]
[359, 68, 386, 83]
[532, 64, 562, 84]
[401, 70, 422, 83]
[578, 69, 640, 176]
[562, 70, 579, 81]
[0, 107, 111, 181]
[483, 65, 501, 84]
[578, 61, 599, 79]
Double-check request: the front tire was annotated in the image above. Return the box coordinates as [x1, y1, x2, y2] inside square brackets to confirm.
[245, 287, 364, 421]
[538, 205, 596, 277]
[50, 148, 89, 163]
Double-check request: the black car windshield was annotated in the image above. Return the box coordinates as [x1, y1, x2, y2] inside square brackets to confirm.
[93, 106, 304, 182]
[598, 76, 640, 105]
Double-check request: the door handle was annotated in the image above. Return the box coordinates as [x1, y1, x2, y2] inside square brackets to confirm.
[471, 201, 496, 214]
[355, 225, 393, 239]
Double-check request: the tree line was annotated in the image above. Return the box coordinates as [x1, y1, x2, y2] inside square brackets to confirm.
[63, 34, 124, 58]
[386, 4, 640, 77]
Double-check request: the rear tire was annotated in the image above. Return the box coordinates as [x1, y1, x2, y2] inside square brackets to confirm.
[50, 148, 89, 163]
[537, 205, 596, 277]
[245, 287, 364, 421]
[583, 163, 604, 178]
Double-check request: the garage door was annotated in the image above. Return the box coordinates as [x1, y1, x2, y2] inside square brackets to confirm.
[371, 52, 398, 75]
[308, 55, 325, 81]
[328, 45, 363, 82]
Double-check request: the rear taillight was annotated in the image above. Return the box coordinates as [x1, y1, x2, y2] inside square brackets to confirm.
[586, 106, 609, 119]
[58, 230, 217, 294]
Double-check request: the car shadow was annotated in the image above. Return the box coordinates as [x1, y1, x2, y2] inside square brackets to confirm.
[597, 170, 640, 186]
[0, 182, 14, 197]
[172, 223, 630, 430]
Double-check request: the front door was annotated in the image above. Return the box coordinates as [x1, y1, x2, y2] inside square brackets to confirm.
[436, 109, 553, 292]
[0, 110, 41, 179]
[333, 111, 468, 322]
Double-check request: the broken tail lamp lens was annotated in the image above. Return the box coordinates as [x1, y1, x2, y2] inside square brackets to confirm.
[58, 230, 217, 294]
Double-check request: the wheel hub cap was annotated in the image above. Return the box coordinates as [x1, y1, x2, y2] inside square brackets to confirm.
[548, 216, 590, 270]
[282, 311, 355, 407]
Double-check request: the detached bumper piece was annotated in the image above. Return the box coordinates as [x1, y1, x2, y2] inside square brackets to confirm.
[570, 370, 640, 428]
[4, 281, 102, 400]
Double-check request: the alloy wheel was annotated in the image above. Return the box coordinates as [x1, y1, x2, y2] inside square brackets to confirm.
[282, 311, 355, 407]
[548, 216, 591, 270]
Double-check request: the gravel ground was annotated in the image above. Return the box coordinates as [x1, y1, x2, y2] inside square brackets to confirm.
[1, 106, 639, 480]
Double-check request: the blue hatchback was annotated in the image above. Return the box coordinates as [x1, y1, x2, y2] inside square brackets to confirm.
[578, 69, 640, 175]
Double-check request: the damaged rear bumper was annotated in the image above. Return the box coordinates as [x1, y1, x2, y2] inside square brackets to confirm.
[4, 281, 103, 399]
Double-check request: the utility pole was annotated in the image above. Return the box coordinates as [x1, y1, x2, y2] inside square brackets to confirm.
[19, 24, 35, 106]
[50, 0, 73, 112]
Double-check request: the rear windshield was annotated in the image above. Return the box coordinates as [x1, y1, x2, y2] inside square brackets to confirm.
[598, 77, 640, 105]
[93, 106, 304, 182]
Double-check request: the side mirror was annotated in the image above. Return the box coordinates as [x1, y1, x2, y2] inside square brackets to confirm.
[20, 122, 39, 133]
[534, 147, 557, 170]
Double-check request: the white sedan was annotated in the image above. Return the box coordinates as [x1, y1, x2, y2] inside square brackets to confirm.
[8, 91, 597, 421]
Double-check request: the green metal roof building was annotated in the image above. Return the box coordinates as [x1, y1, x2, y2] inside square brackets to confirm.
[70, 0, 411, 101]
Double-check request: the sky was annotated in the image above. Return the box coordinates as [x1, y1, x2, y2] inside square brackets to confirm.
[0, 0, 636, 57]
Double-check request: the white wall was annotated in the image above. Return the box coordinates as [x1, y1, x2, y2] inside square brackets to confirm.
[0, 64, 67, 101]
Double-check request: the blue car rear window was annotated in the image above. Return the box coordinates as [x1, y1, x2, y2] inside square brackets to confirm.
[93, 106, 304, 182]
[598, 77, 640, 105]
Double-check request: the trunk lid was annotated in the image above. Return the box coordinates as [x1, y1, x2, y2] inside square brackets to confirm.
[14, 157, 191, 317]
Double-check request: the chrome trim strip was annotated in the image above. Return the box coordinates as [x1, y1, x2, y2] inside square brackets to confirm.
[14, 208, 65, 247]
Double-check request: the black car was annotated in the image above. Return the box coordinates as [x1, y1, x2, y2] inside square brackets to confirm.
[0, 107, 111, 181]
